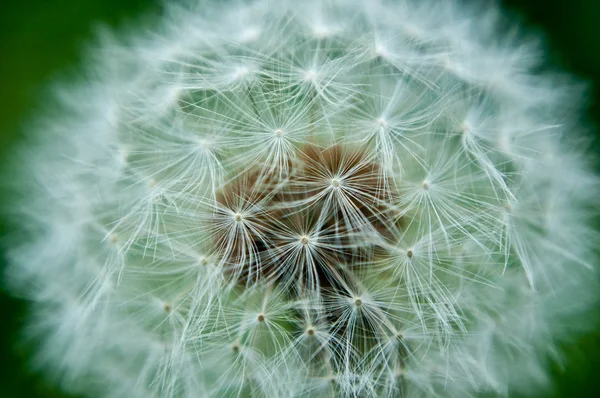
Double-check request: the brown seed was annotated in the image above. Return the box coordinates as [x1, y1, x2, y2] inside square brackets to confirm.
[212, 143, 402, 292]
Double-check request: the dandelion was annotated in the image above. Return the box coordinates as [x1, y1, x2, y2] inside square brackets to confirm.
[2, 0, 598, 397]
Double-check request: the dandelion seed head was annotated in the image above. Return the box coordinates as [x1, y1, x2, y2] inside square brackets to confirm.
[2, 0, 598, 397]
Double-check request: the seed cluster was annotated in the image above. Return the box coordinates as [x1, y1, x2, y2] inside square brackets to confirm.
[5, 0, 597, 397]
[211, 143, 410, 383]
[213, 144, 400, 291]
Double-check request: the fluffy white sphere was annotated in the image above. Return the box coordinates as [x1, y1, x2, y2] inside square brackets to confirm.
[3, 0, 599, 397]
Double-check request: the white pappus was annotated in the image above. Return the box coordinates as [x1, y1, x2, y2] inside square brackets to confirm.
[2, 0, 599, 397]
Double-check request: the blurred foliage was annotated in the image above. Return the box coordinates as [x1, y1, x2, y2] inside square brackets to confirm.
[0, 0, 598, 397]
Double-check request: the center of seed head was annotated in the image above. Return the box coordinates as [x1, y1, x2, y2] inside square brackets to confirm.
[212, 143, 402, 289]
[274, 128, 284, 137]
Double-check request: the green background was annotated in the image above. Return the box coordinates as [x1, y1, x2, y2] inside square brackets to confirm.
[0, 0, 598, 397]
